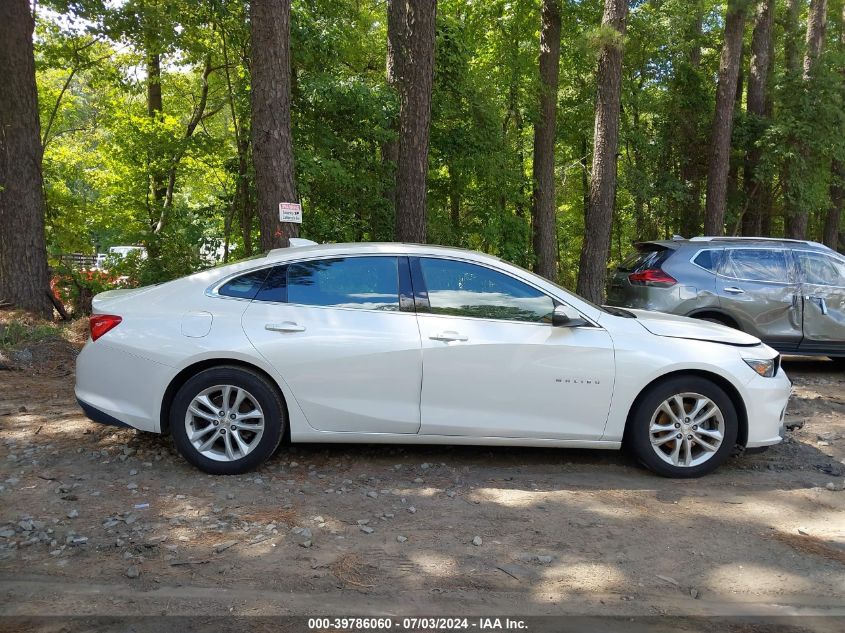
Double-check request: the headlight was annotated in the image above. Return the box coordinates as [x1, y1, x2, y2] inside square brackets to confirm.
[744, 358, 776, 377]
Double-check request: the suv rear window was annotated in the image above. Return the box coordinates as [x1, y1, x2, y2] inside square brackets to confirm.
[617, 246, 671, 272]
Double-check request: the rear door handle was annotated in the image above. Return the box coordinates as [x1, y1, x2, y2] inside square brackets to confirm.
[265, 322, 306, 332]
[724, 286, 745, 294]
[429, 331, 468, 342]
[808, 296, 829, 315]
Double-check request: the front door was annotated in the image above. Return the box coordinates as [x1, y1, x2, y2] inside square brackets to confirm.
[794, 250, 845, 356]
[413, 257, 615, 440]
[715, 247, 802, 350]
[241, 256, 423, 434]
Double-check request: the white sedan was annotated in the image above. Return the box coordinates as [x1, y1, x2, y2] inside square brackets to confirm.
[75, 241, 791, 478]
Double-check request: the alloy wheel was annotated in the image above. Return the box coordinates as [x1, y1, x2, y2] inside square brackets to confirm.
[184, 384, 265, 462]
[649, 392, 725, 468]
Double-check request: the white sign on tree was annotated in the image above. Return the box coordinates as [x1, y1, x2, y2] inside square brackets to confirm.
[279, 202, 302, 224]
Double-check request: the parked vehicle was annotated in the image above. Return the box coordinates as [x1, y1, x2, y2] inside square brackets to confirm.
[607, 237, 845, 363]
[94, 246, 148, 270]
[75, 241, 790, 478]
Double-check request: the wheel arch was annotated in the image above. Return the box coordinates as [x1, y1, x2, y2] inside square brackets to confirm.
[685, 309, 741, 330]
[159, 358, 289, 436]
[623, 369, 749, 448]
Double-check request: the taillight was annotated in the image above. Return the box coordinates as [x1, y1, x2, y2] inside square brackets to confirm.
[90, 314, 122, 341]
[628, 268, 677, 287]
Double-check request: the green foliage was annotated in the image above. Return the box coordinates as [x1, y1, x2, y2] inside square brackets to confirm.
[0, 319, 62, 350]
[32, 0, 845, 299]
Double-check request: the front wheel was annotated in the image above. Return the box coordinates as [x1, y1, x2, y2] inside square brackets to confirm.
[626, 376, 738, 478]
[170, 366, 286, 475]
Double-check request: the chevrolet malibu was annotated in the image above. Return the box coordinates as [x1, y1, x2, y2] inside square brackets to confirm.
[75, 241, 791, 478]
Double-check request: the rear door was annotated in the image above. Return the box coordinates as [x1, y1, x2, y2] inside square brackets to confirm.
[794, 250, 845, 356]
[240, 256, 423, 434]
[715, 248, 802, 349]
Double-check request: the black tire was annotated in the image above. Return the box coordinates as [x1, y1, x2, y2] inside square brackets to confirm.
[626, 376, 739, 478]
[170, 366, 286, 475]
[693, 314, 735, 329]
[828, 357, 845, 370]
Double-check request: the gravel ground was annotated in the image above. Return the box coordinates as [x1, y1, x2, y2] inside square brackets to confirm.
[0, 337, 844, 626]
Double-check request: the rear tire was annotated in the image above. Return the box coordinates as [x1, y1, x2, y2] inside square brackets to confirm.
[693, 314, 735, 329]
[626, 376, 738, 478]
[170, 366, 286, 475]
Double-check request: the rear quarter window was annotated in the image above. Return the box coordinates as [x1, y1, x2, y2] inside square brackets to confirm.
[692, 249, 722, 272]
[218, 269, 271, 300]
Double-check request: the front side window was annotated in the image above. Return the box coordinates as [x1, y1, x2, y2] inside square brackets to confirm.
[721, 249, 790, 283]
[796, 252, 845, 286]
[419, 258, 554, 323]
[287, 257, 400, 311]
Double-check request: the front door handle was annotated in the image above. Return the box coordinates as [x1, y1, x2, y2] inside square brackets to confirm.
[265, 322, 306, 333]
[724, 286, 745, 295]
[429, 331, 468, 342]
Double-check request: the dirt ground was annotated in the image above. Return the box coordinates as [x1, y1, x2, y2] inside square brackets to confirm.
[1, 329, 844, 629]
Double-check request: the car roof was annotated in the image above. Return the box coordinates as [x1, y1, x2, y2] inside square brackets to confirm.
[265, 241, 504, 262]
[635, 237, 839, 256]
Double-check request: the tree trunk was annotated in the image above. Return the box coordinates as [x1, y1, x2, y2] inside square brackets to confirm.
[575, 0, 628, 303]
[389, 0, 437, 244]
[250, 0, 299, 251]
[145, 46, 167, 238]
[784, 0, 803, 79]
[531, 0, 562, 281]
[0, 0, 53, 317]
[382, 0, 406, 230]
[704, 0, 747, 236]
[824, 2, 845, 250]
[742, 0, 774, 236]
[727, 41, 745, 229]
[803, 0, 829, 81]
[786, 0, 829, 239]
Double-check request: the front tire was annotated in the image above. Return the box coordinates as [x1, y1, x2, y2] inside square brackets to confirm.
[170, 366, 286, 475]
[626, 376, 738, 478]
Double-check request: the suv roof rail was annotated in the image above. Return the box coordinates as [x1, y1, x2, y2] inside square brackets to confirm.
[690, 235, 820, 246]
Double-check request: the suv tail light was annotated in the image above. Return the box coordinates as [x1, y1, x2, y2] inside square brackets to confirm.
[90, 314, 122, 341]
[628, 268, 677, 287]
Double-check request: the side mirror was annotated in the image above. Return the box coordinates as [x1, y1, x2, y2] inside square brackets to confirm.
[553, 304, 588, 328]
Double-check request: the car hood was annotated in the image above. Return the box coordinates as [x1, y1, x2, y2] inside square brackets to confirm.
[628, 309, 761, 346]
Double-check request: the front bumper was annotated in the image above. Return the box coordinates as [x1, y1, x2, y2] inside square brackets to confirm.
[743, 368, 791, 448]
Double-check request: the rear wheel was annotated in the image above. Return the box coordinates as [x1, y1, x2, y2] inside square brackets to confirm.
[170, 366, 285, 475]
[692, 314, 735, 329]
[626, 376, 738, 478]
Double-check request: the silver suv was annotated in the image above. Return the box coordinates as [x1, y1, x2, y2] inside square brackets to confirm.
[606, 237, 845, 362]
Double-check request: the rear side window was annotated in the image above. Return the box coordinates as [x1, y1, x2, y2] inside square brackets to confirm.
[218, 269, 270, 300]
[617, 246, 671, 272]
[721, 249, 789, 282]
[255, 266, 287, 302]
[692, 249, 723, 272]
[287, 257, 400, 311]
